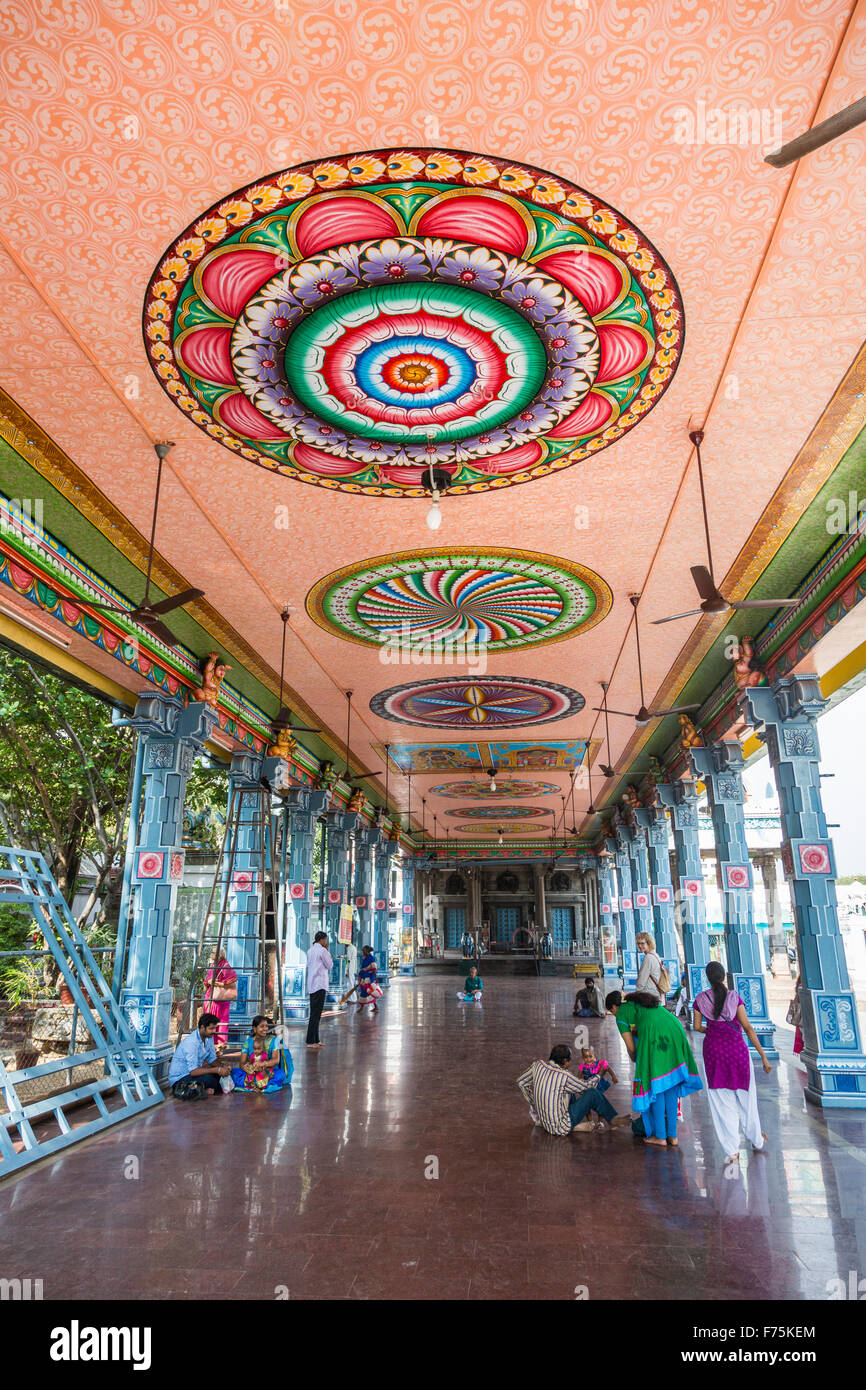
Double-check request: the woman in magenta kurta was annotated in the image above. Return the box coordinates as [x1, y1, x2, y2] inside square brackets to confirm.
[693, 960, 772, 1163]
[203, 950, 237, 1047]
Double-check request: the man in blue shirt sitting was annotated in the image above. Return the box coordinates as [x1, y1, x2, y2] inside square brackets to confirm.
[168, 1012, 232, 1097]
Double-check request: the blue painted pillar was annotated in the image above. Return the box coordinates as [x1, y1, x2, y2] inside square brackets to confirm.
[622, 800, 655, 968]
[323, 810, 359, 997]
[611, 812, 638, 989]
[399, 854, 416, 975]
[117, 691, 217, 1075]
[689, 742, 777, 1059]
[743, 676, 866, 1108]
[354, 824, 377, 963]
[282, 786, 332, 1020]
[373, 829, 396, 986]
[594, 845, 622, 992]
[657, 777, 712, 1004]
[634, 800, 679, 991]
[222, 751, 290, 1039]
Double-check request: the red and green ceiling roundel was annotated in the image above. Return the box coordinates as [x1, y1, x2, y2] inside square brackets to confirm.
[431, 780, 559, 798]
[371, 676, 584, 727]
[144, 149, 683, 497]
[306, 547, 612, 649]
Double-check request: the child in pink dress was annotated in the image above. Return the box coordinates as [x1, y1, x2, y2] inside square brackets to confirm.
[579, 1046, 618, 1092]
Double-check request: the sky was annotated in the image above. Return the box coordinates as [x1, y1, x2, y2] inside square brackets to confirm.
[743, 680, 866, 878]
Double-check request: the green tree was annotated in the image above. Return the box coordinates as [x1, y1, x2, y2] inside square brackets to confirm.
[0, 653, 134, 931]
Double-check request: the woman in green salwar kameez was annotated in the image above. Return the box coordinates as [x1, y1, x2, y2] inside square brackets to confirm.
[606, 991, 702, 1147]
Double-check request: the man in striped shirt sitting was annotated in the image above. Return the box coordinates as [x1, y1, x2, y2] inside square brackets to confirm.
[517, 1043, 624, 1135]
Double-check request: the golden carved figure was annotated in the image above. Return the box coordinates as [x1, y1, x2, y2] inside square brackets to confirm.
[678, 714, 702, 749]
[267, 726, 297, 761]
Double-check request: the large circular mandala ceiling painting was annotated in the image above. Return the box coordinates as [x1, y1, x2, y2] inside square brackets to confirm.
[446, 806, 549, 819]
[371, 676, 584, 727]
[144, 150, 683, 497]
[306, 547, 611, 649]
[431, 780, 559, 798]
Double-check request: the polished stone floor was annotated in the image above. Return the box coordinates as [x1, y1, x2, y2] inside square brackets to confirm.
[2, 974, 865, 1301]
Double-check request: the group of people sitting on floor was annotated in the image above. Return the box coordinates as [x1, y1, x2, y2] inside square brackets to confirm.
[168, 1012, 293, 1098]
[519, 932, 773, 1159]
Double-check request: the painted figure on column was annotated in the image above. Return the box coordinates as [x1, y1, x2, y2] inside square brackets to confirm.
[267, 726, 297, 761]
[193, 653, 231, 706]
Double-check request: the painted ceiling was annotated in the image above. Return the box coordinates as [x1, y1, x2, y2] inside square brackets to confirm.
[1, 1, 865, 845]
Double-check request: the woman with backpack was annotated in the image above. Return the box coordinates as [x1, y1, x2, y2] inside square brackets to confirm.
[635, 932, 670, 1001]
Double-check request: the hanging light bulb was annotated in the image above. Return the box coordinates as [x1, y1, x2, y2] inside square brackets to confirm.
[489, 763, 497, 793]
[424, 437, 448, 532]
[497, 826, 504, 846]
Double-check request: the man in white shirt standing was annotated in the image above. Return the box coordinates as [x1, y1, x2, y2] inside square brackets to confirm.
[306, 931, 333, 1049]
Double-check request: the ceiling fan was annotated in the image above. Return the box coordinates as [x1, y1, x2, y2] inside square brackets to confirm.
[598, 681, 616, 778]
[342, 690, 381, 786]
[653, 429, 798, 626]
[271, 606, 320, 734]
[584, 760, 597, 819]
[87, 442, 203, 645]
[764, 95, 866, 168]
[594, 595, 701, 727]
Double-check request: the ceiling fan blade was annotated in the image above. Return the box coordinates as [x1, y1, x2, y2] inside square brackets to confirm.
[651, 608, 703, 625]
[690, 565, 721, 603]
[648, 703, 701, 718]
[728, 598, 798, 610]
[592, 706, 635, 719]
[136, 614, 176, 646]
[84, 601, 128, 614]
[352, 771, 383, 782]
[146, 587, 205, 615]
[273, 706, 321, 733]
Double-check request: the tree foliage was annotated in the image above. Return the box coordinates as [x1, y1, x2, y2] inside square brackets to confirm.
[0, 652, 134, 933]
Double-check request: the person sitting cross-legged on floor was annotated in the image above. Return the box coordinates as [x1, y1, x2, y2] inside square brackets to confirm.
[169, 1012, 232, 1098]
[573, 973, 605, 1017]
[230, 1014, 293, 1094]
[516, 1043, 629, 1134]
[457, 964, 483, 1002]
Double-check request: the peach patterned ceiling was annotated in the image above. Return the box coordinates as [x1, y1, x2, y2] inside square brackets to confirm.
[1, 0, 865, 841]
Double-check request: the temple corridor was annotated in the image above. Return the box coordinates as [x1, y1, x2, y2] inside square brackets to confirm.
[3, 973, 863, 1303]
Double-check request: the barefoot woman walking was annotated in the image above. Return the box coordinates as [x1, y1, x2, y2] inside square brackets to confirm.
[692, 960, 772, 1163]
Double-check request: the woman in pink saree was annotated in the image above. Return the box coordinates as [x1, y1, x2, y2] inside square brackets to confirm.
[202, 950, 237, 1046]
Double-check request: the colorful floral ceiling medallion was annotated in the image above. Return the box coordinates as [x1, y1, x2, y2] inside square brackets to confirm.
[430, 779, 559, 798]
[144, 149, 683, 497]
[370, 675, 584, 727]
[307, 547, 611, 649]
[453, 824, 549, 835]
[445, 805, 548, 819]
